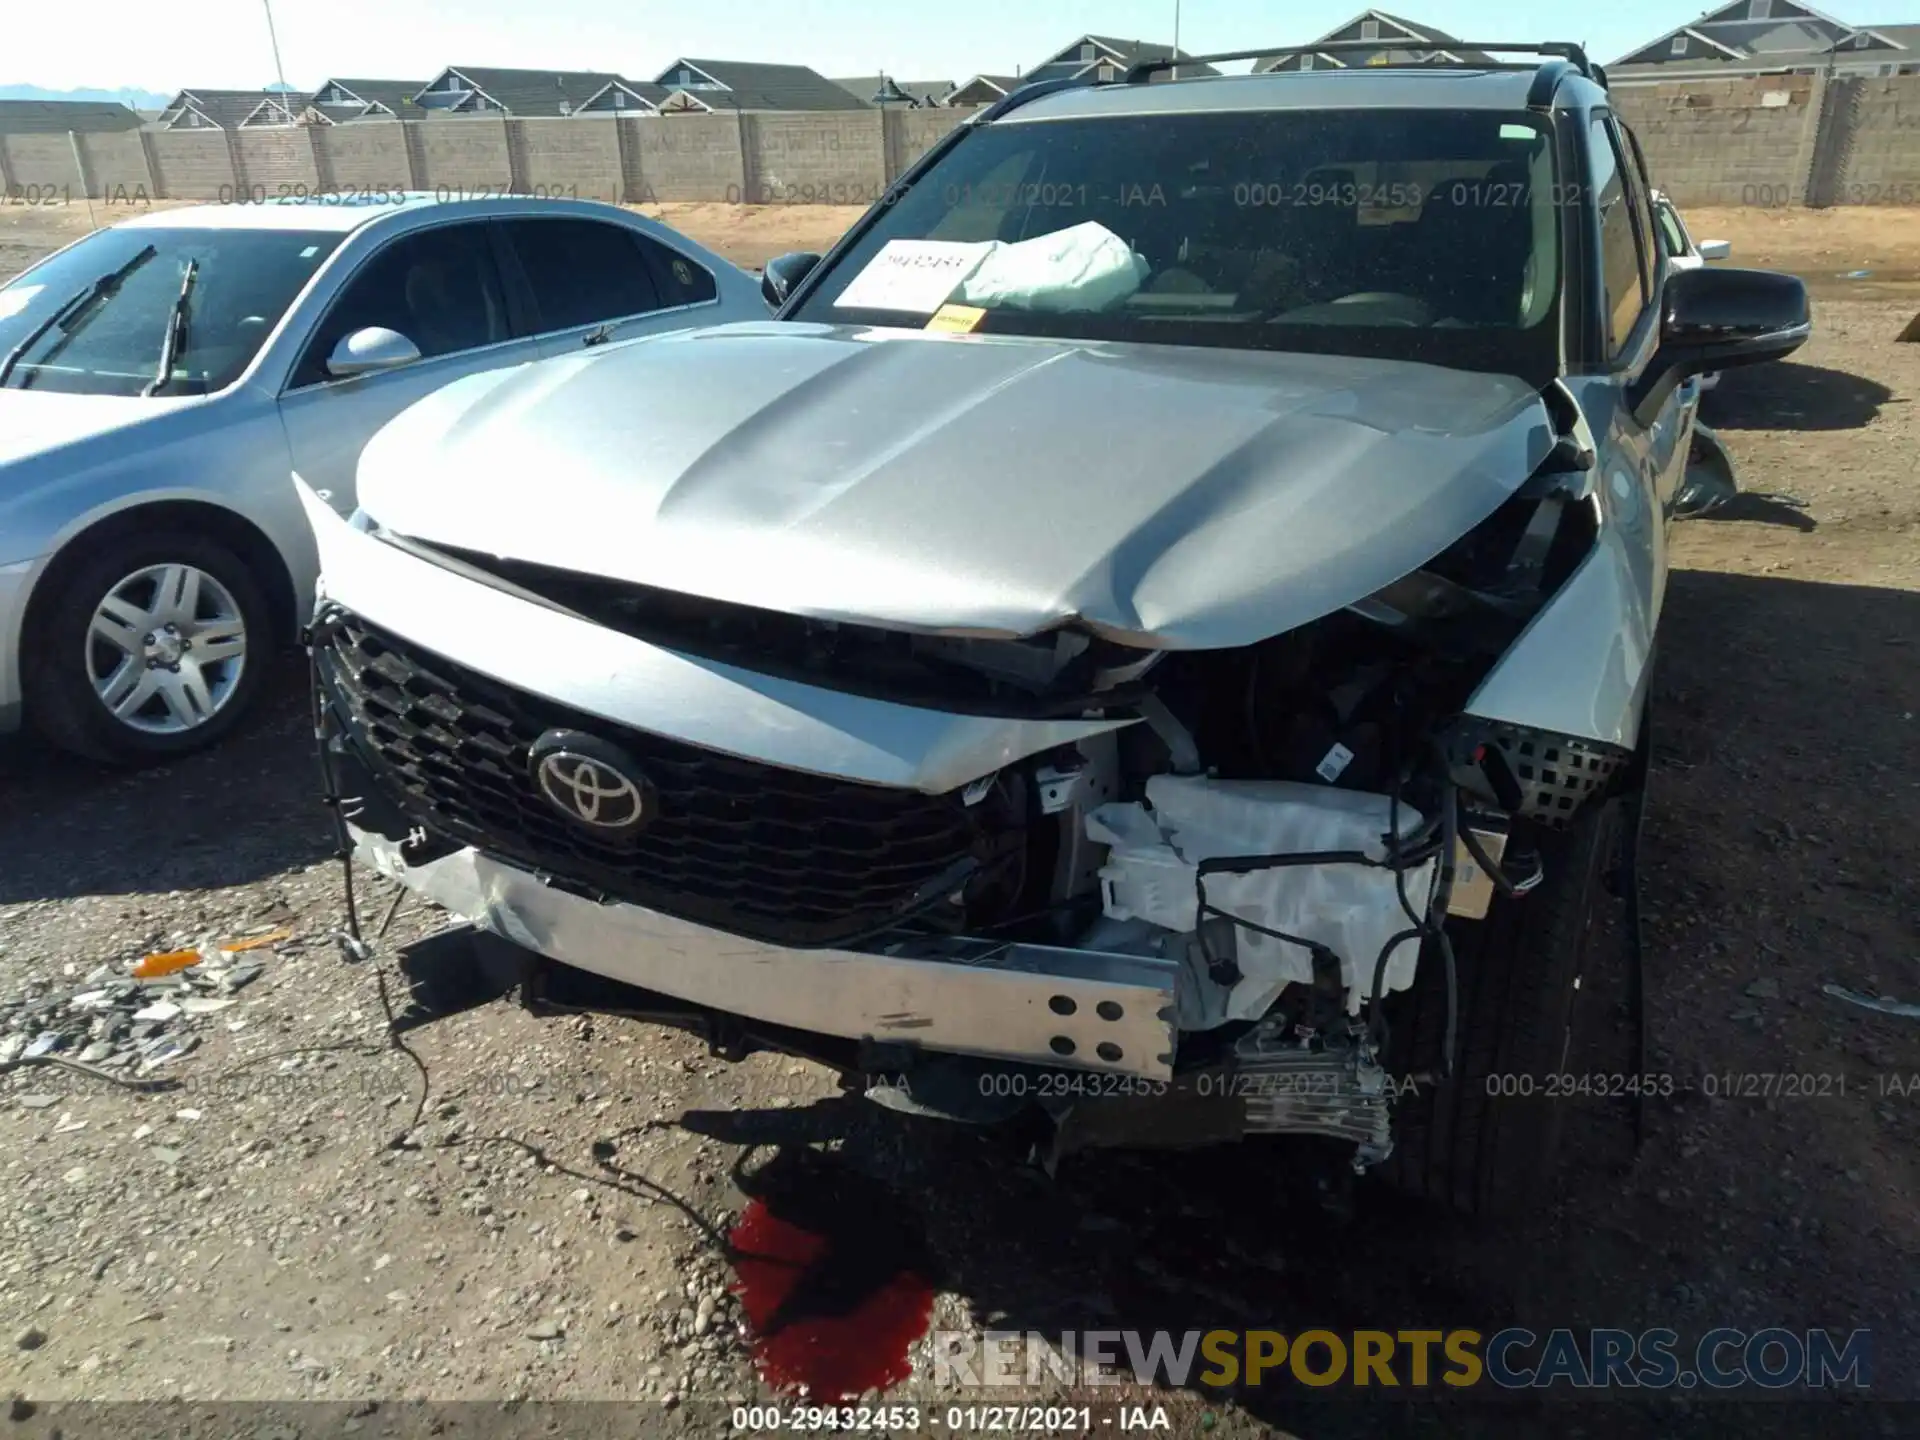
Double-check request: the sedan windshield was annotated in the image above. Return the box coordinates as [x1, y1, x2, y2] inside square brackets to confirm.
[0, 226, 343, 396]
[792, 108, 1562, 377]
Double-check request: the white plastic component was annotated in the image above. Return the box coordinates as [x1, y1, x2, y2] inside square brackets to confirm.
[1086, 775, 1437, 1024]
[1315, 742, 1356, 783]
[956, 222, 1150, 313]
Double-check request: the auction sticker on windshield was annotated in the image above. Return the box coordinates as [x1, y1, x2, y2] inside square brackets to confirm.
[833, 240, 998, 314]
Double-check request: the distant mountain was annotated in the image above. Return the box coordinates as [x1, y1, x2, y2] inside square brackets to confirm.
[0, 84, 174, 110]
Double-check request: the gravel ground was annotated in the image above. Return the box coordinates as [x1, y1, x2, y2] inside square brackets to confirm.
[1, 203, 1917, 1437]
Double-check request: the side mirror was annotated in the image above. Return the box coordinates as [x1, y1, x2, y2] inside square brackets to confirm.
[1632, 266, 1809, 426]
[326, 326, 422, 379]
[1696, 239, 1732, 262]
[761, 252, 822, 310]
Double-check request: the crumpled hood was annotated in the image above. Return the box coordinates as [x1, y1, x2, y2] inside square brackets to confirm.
[0, 389, 203, 470]
[355, 322, 1554, 648]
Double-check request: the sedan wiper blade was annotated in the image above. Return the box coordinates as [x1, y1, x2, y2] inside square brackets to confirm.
[142, 257, 198, 398]
[0, 243, 158, 389]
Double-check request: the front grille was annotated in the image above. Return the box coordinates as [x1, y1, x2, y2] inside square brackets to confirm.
[316, 613, 984, 947]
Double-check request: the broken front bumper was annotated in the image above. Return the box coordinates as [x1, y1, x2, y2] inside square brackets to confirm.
[351, 825, 1181, 1080]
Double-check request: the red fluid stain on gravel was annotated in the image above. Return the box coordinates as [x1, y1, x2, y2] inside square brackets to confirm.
[728, 1196, 936, 1401]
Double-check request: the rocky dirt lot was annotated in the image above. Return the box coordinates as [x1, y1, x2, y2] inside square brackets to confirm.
[1, 200, 1917, 1438]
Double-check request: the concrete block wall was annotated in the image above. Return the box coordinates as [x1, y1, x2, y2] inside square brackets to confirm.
[231, 128, 322, 195]
[742, 112, 886, 204]
[147, 129, 237, 198]
[1833, 75, 1920, 201]
[76, 130, 154, 198]
[621, 114, 745, 202]
[314, 122, 415, 192]
[1614, 77, 1817, 206]
[46, 86, 1916, 209]
[508, 117, 623, 202]
[884, 108, 968, 180]
[0, 133, 82, 193]
[412, 115, 513, 192]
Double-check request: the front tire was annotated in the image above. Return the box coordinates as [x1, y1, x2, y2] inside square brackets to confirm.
[1380, 799, 1628, 1219]
[24, 530, 275, 766]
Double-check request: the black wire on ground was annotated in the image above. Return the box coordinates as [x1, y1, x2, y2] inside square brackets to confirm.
[307, 613, 432, 1150]
[1358, 750, 1461, 1078]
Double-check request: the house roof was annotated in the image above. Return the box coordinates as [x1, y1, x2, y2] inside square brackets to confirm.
[1609, 1, 1918, 73]
[830, 76, 954, 105]
[577, 79, 675, 112]
[160, 89, 308, 129]
[0, 98, 145, 133]
[422, 67, 627, 116]
[651, 59, 874, 111]
[1870, 22, 1920, 49]
[1253, 10, 1499, 71]
[1023, 35, 1221, 84]
[311, 78, 428, 119]
[944, 75, 1022, 104]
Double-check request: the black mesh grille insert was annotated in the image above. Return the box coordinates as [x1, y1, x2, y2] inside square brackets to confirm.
[316, 613, 982, 947]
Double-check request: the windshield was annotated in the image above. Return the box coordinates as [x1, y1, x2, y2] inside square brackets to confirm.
[792, 108, 1563, 376]
[0, 226, 344, 397]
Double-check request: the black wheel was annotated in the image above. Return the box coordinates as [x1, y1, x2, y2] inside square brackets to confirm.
[1379, 798, 1628, 1219]
[24, 529, 275, 766]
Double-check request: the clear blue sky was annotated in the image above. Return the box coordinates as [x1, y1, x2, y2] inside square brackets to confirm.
[11, 0, 1767, 92]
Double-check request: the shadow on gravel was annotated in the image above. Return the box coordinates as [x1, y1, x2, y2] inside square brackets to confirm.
[389, 927, 529, 1033]
[1705, 359, 1895, 431]
[1689, 493, 1820, 531]
[0, 665, 333, 904]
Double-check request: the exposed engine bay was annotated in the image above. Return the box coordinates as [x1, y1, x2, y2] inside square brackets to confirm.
[302, 371, 1635, 1179]
[297, 319, 1651, 1184]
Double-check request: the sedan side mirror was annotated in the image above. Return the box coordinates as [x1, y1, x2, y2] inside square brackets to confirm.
[326, 326, 422, 379]
[762, 252, 822, 310]
[1696, 239, 1732, 262]
[1632, 266, 1810, 426]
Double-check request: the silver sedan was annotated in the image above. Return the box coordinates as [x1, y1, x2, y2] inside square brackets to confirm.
[0, 193, 765, 763]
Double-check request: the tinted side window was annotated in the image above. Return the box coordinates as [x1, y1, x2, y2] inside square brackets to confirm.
[1588, 117, 1646, 357]
[1614, 121, 1659, 297]
[635, 233, 718, 307]
[504, 218, 663, 332]
[295, 223, 509, 386]
[1654, 201, 1688, 259]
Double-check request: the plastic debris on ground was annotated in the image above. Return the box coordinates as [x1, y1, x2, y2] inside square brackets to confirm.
[1822, 983, 1920, 1020]
[1086, 775, 1437, 1028]
[0, 928, 294, 1077]
[131, 948, 201, 980]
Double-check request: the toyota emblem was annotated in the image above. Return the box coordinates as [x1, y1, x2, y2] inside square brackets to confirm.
[528, 730, 653, 837]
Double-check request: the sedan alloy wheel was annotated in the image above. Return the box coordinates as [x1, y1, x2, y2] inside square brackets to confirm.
[85, 563, 248, 735]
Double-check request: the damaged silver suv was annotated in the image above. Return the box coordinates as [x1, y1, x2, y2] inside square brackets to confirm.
[301, 43, 1809, 1215]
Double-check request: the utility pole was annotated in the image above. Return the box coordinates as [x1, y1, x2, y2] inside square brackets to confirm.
[1172, 1, 1182, 79]
[261, 0, 292, 119]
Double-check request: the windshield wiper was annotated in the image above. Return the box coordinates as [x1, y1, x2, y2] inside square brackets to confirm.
[0, 243, 158, 390]
[142, 257, 198, 398]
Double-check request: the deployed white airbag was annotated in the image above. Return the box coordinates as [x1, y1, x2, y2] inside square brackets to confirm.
[1087, 775, 1436, 1024]
[956, 221, 1150, 313]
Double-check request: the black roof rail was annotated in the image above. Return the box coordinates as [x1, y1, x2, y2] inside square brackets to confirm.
[1124, 40, 1598, 86]
[968, 73, 1098, 123]
[1526, 59, 1575, 109]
